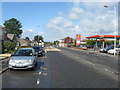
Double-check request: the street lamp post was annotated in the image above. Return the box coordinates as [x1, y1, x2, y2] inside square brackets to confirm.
[114, 7, 117, 56]
[104, 5, 117, 56]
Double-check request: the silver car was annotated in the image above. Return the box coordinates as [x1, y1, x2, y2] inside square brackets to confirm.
[9, 48, 37, 70]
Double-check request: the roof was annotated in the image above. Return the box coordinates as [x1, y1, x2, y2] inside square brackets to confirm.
[86, 35, 120, 39]
[17, 38, 31, 42]
[64, 37, 74, 39]
[7, 34, 15, 40]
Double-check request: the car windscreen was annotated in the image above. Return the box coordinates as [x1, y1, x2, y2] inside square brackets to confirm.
[32, 47, 41, 51]
[14, 49, 33, 56]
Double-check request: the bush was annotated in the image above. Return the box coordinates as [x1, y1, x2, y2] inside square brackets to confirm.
[68, 44, 76, 47]
[86, 40, 95, 45]
[3, 41, 16, 53]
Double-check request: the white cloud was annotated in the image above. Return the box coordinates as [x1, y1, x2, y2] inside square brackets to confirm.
[42, 2, 118, 41]
[71, 7, 84, 14]
[21, 29, 44, 40]
[69, 13, 78, 20]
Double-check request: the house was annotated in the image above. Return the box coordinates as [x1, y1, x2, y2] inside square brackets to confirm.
[0, 26, 5, 54]
[31, 40, 44, 47]
[17, 39, 32, 46]
[5, 34, 17, 42]
[59, 37, 76, 47]
[0, 25, 19, 53]
[80, 39, 89, 44]
[31, 40, 38, 46]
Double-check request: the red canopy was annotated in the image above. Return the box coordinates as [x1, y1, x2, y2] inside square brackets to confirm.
[86, 35, 120, 38]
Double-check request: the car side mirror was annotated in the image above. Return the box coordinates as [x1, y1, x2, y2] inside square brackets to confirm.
[34, 53, 37, 56]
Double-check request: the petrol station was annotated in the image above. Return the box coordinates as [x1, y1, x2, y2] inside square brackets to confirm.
[86, 35, 120, 48]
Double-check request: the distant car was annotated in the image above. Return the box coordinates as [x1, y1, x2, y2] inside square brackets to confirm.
[81, 45, 88, 50]
[86, 45, 94, 48]
[99, 46, 114, 53]
[9, 48, 37, 70]
[32, 46, 43, 57]
[107, 45, 120, 55]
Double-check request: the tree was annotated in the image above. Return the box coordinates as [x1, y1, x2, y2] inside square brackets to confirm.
[86, 40, 95, 45]
[3, 18, 23, 38]
[3, 41, 16, 53]
[34, 35, 44, 43]
[53, 40, 59, 45]
[25, 37, 30, 40]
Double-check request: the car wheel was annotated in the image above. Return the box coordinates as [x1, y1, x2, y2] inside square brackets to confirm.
[9, 68, 13, 70]
[35, 62, 37, 66]
[31, 67, 35, 70]
[31, 65, 36, 70]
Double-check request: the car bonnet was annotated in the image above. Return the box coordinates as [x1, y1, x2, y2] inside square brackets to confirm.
[10, 56, 33, 61]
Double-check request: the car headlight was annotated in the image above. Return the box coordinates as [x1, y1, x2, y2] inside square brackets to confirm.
[9, 60, 15, 63]
[28, 59, 33, 62]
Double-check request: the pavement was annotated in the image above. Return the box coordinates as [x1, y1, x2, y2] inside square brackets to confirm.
[1, 46, 119, 88]
[0, 58, 9, 74]
[0, 54, 11, 60]
[0, 54, 11, 74]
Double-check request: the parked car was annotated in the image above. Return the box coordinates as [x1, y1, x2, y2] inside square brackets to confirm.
[86, 45, 94, 48]
[32, 46, 43, 57]
[99, 46, 114, 53]
[107, 45, 120, 55]
[81, 45, 88, 50]
[9, 48, 37, 70]
[77, 45, 88, 50]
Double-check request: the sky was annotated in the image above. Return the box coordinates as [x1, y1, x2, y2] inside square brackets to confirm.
[1, 0, 118, 42]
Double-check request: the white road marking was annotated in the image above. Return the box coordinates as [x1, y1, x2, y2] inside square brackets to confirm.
[104, 69, 109, 71]
[87, 62, 93, 64]
[111, 72, 114, 74]
[39, 72, 41, 74]
[104, 68, 115, 74]
[37, 79, 40, 85]
[87, 61, 96, 66]
[76, 57, 79, 59]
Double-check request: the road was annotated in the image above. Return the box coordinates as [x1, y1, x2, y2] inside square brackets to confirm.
[1, 46, 119, 88]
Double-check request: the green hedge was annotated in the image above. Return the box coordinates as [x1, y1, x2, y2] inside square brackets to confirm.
[3, 41, 16, 53]
[68, 44, 76, 47]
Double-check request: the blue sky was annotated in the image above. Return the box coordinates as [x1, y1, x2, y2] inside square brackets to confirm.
[2, 2, 71, 30]
[2, 1, 117, 42]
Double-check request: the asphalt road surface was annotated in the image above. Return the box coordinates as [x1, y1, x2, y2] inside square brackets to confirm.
[1, 46, 119, 88]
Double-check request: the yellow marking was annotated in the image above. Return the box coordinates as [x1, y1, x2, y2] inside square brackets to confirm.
[41, 73, 47, 75]
[42, 68, 48, 71]
[45, 47, 61, 51]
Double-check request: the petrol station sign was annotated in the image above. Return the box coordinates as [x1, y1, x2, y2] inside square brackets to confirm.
[76, 34, 81, 46]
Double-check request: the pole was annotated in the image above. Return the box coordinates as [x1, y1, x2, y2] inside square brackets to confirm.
[103, 41, 104, 48]
[114, 7, 117, 56]
[119, 39, 120, 45]
[38, 36, 39, 46]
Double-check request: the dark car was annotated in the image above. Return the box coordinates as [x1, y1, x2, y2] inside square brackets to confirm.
[86, 45, 94, 48]
[32, 46, 43, 57]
